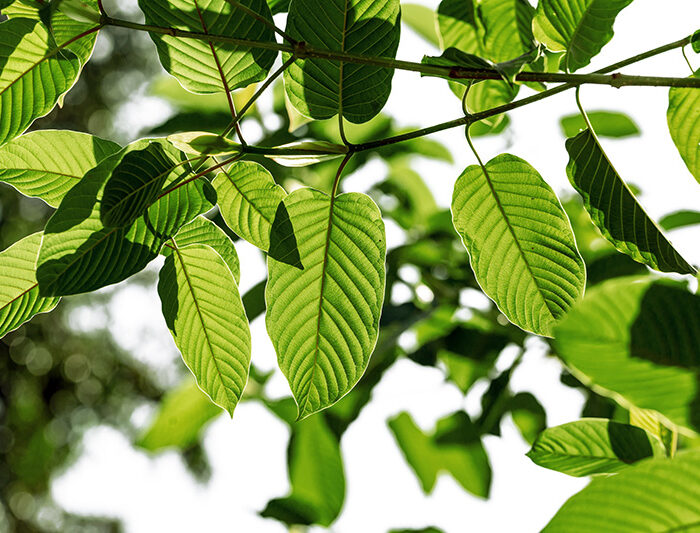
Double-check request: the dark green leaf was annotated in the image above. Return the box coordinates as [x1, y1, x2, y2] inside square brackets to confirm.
[659, 210, 700, 231]
[508, 392, 546, 445]
[565, 129, 695, 275]
[37, 141, 212, 296]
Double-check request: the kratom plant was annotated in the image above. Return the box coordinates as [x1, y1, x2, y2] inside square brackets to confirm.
[0, 0, 699, 530]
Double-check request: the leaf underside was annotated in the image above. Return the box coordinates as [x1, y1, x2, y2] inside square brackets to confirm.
[265, 188, 386, 419]
[667, 71, 700, 184]
[565, 129, 695, 275]
[451, 153, 586, 336]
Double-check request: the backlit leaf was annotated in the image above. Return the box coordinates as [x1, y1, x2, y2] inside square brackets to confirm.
[162, 215, 240, 283]
[527, 418, 665, 477]
[565, 129, 695, 275]
[138, 0, 277, 93]
[533, 0, 633, 71]
[37, 141, 212, 296]
[543, 450, 700, 532]
[0, 130, 120, 207]
[158, 243, 251, 416]
[265, 189, 386, 419]
[0, 233, 60, 339]
[451, 153, 586, 336]
[401, 3, 439, 47]
[667, 71, 700, 183]
[283, 0, 401, 123]
[554, 278, 700, 433]
[212, 160, 286, 252]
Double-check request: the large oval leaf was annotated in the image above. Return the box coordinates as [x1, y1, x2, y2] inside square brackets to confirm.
[37, 141, 212, 296]
[265, 189, 386, 419]
[212, 160, 286, 251]
[283, 0, 401, 123]
[565, 129, 695, 275]
[0, 232, 60, 338]
[162, 216, 240, 283]
[554, 278, 700, 433]
[543, 450, 700, 532]
[158, 243, 251, 416]
[451, 153, 586, 337]
[527, 418, 665, 477]
[138, 0, 277, 93]
[668, 71, 700, 184]
[533, 0, 633, 72]
[0, 130, 120, 207]
[0, 19, 81, 146]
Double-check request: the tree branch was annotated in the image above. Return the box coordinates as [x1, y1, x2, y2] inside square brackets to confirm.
[101, 16, 700, 89]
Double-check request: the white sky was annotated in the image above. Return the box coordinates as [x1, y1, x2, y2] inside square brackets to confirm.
[52, 1, 700, 532]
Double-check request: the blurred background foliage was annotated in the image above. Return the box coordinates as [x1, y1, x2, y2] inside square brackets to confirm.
[1, 1, 689, 532]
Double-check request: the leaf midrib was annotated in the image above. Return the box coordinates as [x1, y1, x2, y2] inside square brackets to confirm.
[478, 163, 555, 327]
[173, 243, 236, 408]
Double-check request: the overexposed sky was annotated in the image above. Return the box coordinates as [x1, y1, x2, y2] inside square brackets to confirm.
[53, 1, 700, 532]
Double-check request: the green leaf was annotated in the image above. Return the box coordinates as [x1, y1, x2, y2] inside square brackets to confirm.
[138, 0, 277, 93]
[137, 378, 222, 451]
[565, 129, 695, 275]
[100, 140, 198, 228]
[0, 130, 120, 207]
[56, 0, 101, 23]
[692, 29, 700, 53]
[212, 160, 286, 252]
[533, 0, 633, 72]
[158, 243, 251, 416]
[659, 210, 700, 231]
[0, 232, 60, 339]
[0, 18, 88, 145]
[560, 111, 640, 138]
[267, 0, 290, 14]
[421, 47, 494, 84]
[667, 71, 700, 183]
[162, 216, 240, 284]
[542, 450, 700, 532]
[451, 153, 586, 336]
[508, 392, 546, 445]
[554, 278, 700, 433]
[261, 412, 345, 526]
[401, 3, 439, 47]
[527, 419, 665, 477]
[283, 0, 401, 123]
[265, 189, 386, 419]
[388, 411, 491, 498]
[37, 141, 212, 296]
[479, 0, 535, 63]
[437, 0, 482, 54]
